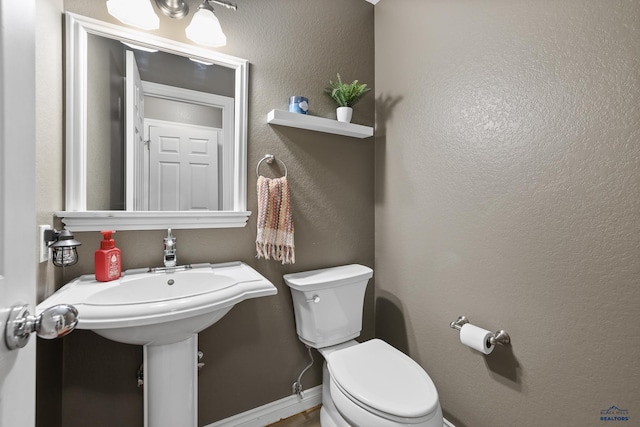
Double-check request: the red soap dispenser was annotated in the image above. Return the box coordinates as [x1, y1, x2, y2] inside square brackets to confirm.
[95, 230, 122, 282]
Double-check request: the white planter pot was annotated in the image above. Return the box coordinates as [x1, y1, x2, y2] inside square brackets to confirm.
[336, 106, 353, 123]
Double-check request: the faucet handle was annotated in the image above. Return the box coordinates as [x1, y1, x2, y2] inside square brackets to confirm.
[163, 228, 177, 267]
[164, 228, 176, 248]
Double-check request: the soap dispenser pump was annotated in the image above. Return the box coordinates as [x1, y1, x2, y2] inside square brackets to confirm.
[95, 230, 122, 282]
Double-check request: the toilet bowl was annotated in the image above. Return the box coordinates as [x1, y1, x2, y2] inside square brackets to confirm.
[283, 265, 443, 427]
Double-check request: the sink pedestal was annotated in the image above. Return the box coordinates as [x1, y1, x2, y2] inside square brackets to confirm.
[36, 262, 278, 426]
[144, 335, 198, 427]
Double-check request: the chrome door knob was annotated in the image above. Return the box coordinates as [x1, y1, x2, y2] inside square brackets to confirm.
[4, 304, 78, 350]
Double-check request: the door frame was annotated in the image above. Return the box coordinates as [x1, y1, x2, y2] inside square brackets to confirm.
[140, 81, 234, 209]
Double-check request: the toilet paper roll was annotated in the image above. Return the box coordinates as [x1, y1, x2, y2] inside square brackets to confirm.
[459, 323, 494, 355]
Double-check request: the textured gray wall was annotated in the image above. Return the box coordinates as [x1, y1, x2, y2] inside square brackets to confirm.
[375, 1, 640, 426]
[38, 1, 374, 426]
[38, 1, 640, 427]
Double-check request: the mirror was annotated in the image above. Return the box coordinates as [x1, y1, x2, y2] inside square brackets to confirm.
[58, 13, 250, 231]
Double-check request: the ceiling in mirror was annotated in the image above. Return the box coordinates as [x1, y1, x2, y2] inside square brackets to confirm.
[58, 13, 250, 231]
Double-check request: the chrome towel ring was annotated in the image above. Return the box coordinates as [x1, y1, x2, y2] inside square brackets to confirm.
[256, 154, 288, 178]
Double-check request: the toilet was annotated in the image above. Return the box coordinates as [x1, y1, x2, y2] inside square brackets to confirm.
[283, 265, 443, 427]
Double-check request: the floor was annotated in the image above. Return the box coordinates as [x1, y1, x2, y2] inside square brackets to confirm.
[266, 405, 448, 427]
[267, 406, 321, 427]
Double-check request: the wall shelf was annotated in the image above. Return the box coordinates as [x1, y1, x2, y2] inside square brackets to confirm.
[267, 109, 373, 139]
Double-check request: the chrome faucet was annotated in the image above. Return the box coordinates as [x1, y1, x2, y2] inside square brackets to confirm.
[163, 228, 177, 267]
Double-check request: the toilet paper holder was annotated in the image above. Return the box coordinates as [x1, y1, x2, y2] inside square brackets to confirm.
[450, 316, 511, 346]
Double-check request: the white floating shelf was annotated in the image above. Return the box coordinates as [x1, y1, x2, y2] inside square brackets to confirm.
[267, 109, 373, 139]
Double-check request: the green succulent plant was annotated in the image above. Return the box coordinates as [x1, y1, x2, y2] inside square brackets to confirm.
[325, 73, 371, 107]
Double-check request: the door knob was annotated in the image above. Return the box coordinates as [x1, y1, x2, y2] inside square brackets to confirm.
[4, 304, 79, 350]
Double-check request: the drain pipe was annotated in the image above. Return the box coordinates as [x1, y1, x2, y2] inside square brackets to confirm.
[292, 345, 314, 399]
[137, 364, 144, 389]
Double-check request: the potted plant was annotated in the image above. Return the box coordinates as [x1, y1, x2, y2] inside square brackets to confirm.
[325, 73, 371, 123]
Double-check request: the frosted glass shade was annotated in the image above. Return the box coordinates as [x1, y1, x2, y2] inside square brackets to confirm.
[185, 8, 227, 47]
[106, 0, 160, 30]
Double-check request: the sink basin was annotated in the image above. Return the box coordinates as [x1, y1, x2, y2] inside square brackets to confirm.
[38, 261, 277, 427]
[37, 261, 277, 345]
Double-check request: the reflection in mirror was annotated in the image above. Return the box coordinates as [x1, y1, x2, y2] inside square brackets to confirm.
[86, 35, 234, 211]
[59, 13, 250, 231]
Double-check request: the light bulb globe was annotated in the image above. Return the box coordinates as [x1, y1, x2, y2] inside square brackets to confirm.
[186, 8, 227, 47]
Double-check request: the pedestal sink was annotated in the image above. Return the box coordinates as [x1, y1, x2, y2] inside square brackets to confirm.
[37, 261, 277, 427]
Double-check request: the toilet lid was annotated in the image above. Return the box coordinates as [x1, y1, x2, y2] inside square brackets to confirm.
[327, 339, 439, 420]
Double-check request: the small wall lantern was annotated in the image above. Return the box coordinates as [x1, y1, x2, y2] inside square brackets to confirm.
[44, 229, 82, 267]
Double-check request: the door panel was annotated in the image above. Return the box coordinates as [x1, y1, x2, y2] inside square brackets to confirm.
[0, 0, 37, 424]
[148, 125, 219, 211]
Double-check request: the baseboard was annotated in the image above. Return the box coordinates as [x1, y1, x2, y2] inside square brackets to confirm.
[205, 385, 455, 427]
[205, 385, 323, 427]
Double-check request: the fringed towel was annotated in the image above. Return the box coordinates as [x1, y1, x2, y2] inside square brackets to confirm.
[256, 175, 295, 264]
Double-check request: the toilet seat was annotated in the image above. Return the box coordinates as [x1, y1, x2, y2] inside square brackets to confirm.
[327, 339, 440, 424]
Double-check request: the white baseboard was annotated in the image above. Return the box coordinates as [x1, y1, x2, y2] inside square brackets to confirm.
[205, 385, 323, 427]
[205, 385, 455, 427]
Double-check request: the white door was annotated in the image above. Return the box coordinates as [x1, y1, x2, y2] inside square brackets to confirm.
[148, 125, 219, 211]
[0, 0, 37, 424]
[125, 50, 145, 211]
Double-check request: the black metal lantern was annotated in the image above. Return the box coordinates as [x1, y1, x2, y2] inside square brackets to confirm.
[45, 229, 82, 267]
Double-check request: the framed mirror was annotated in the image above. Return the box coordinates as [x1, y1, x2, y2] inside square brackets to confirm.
[57, 13, 250, 231]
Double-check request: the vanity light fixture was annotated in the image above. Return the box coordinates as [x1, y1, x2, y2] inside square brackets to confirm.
[106, 0, 237, 47]
[154, 0, 190, 19]
[185, 0, 234, 47]
[44, 229, 82, 267]
[106, 0, 160, 30]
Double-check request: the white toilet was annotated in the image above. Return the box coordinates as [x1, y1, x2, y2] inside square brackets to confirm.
[283, 265, 443, 427]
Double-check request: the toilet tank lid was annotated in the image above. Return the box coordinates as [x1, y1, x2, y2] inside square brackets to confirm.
[283, 264, 373, 291]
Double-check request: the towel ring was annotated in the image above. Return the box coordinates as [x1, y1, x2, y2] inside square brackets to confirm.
[256, 154, 288, 178]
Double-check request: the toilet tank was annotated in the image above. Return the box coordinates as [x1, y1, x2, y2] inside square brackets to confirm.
[283, 264, 373, 349]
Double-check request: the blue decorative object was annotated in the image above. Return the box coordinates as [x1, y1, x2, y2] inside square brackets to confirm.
[288, 96, 309, 114]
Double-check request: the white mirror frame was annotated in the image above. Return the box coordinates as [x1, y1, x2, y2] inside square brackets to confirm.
[57, 13, 250, 231]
